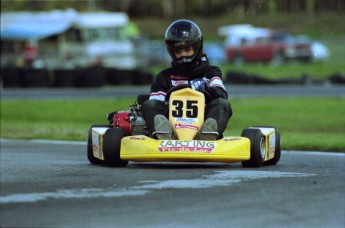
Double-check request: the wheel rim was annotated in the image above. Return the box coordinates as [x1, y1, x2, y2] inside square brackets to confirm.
[260, 137, 265, 159]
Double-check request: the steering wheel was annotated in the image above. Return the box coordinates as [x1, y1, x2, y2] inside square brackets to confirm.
[165, 84, 212, 103]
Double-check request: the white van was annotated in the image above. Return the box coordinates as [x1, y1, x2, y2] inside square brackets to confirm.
[60, 12, 136, 69]
[1, 10, 137, 69]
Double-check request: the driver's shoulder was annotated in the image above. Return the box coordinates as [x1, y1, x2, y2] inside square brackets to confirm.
[204, 65, 222, 78]
[156, 67, 175, 77]
[208, 65, 222, 72]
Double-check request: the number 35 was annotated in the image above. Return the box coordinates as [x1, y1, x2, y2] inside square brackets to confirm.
[172, 100, 198, 118]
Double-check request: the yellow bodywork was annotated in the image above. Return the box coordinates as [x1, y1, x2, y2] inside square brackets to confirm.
[89, 88, 280, 165]
[120, 88, 251, 163]
[121, 136, 250, 163]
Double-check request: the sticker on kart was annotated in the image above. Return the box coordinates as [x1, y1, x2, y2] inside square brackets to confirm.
[158, 140, 217, 153]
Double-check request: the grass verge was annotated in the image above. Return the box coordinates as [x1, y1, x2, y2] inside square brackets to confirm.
[1, 97, 344, 152]
[147, 39, 344, 81]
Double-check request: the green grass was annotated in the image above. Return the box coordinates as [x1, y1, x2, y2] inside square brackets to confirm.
[133, 12, 345, 40]
[1, 97, 344, 152]
[227, 97, 345, 152]
[138, 12, 345, 81]
[220, 39, 344, 80]
[147, 39, 344, 81]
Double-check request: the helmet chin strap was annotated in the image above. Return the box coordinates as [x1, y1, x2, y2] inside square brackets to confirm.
[174, 58, 196, 70]
[174, 49, 199, 69]
[176, 56, 193, 63]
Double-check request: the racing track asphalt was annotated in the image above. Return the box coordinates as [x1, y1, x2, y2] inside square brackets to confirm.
[1, 84, 345, 100]
[0, 139, 344, 227]
[1, 85, 344, 227]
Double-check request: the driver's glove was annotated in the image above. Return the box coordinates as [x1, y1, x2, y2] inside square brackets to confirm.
[190, 78, 209, 92]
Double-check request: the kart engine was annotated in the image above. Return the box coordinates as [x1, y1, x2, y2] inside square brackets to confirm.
[110, 102, 149, 136]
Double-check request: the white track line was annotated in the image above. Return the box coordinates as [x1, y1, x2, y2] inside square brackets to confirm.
[0, 170, 316, 204]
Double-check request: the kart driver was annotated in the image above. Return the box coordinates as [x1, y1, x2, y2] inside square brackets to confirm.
[142, 19, 232, 140]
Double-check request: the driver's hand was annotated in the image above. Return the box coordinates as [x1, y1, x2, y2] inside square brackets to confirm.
[190, 78, 208, 92]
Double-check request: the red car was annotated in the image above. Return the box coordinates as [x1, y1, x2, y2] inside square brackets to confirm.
[226, 31, 312, 64]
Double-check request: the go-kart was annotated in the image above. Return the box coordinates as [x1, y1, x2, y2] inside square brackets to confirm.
[87, 85, 281, 168]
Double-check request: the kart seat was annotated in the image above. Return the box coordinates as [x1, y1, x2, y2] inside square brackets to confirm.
[137, 94, 150, 105]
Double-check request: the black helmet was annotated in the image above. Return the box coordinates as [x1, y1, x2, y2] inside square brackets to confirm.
[165, 19, 203, 69]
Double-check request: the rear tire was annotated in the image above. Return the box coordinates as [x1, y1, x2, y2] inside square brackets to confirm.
[263, 127, 281, 166]
[87, 125, 111, 165]
[241, 129, 265, 168]
[103, 128, 129, 167]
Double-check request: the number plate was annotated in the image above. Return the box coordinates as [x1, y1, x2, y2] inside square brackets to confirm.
[169, 88, 205, 140]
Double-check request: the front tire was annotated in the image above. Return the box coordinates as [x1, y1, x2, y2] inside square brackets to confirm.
[103, 128, 129, 167]
[241, 129, 265, 168]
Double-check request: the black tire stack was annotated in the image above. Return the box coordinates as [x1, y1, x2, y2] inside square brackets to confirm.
[1, 67, 154, 88]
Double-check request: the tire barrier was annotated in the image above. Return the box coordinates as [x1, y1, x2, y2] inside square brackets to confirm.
[53, 68, 78, 87]
[106, 68, 154, 85]
[329, 73, 345, 84]
[132, 69, 154, 85]
[107, 68, 134, 85]
[225, 71, 275, 85]
[75, 66, 108, 87]
[1, 68, 24, 88]
[1, 67, 154, 88]
[225, 70, 345, 85]
[2, 68, 343, 87]
[22, 68, 51, 87]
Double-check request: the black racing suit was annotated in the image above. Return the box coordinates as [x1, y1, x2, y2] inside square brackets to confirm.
[142, 55, 232, 136]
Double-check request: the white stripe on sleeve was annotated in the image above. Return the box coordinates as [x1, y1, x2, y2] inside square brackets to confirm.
[149, 91, 166, 101]
[208, 77, 226, 90]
